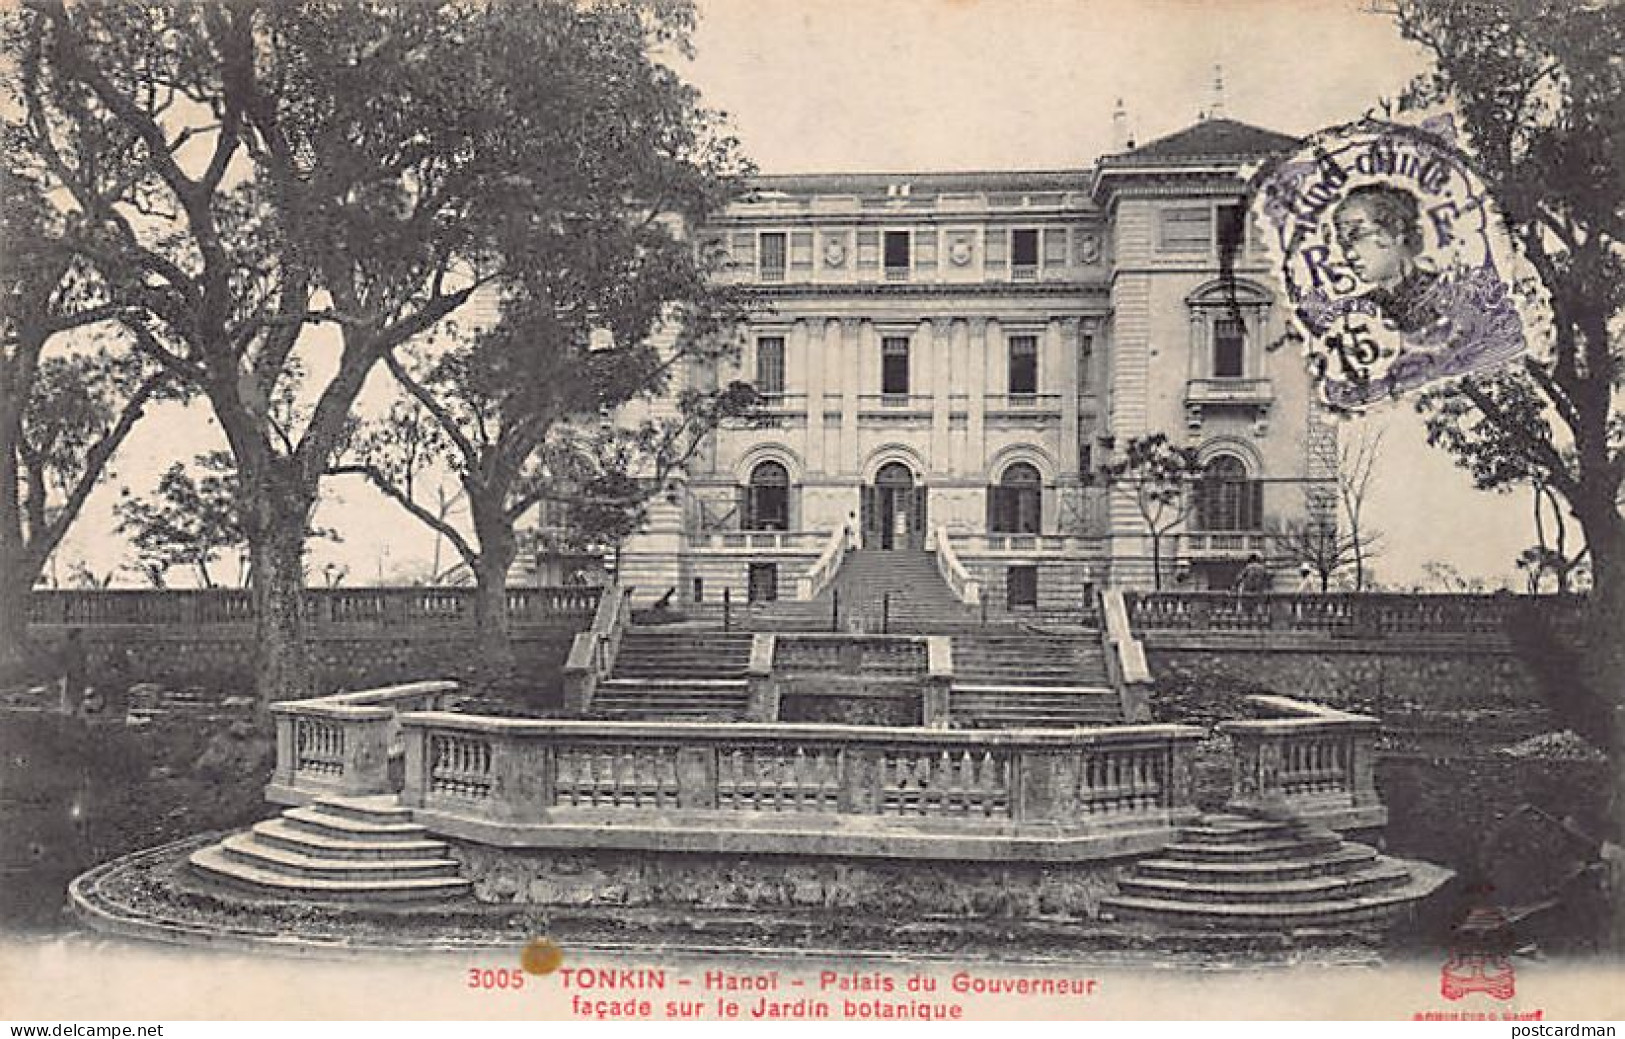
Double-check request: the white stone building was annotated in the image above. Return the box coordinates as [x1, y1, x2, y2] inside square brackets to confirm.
[612, 118, 1337, 611]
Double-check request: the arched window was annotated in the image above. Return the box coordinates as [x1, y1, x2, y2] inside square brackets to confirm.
[1196, 454, 1263, 531]
[989, 461, 1043, 534]
[742, 461, 790, 531]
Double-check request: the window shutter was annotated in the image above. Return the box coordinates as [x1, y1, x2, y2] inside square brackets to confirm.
[730, 232, 756, 270]
[1248, 480, 1264, 531]
[789, 231, 814, 270]
[986, 229, 1009, 267]
[735, 485, 749, 530]
[1043, 228, 1068, 267]
[857, 229, 880, 268]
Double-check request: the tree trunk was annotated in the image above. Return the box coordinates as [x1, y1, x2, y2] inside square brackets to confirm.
[470, 492, 518, 682]
[242, 463, 317, 705]
[0, 547, 36, 677]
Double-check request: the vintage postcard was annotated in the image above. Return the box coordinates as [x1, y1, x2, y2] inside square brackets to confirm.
[2, 0, 1621, 1024]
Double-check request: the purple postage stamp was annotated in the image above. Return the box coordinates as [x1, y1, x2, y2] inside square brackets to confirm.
[1248, 117, 1531, 412]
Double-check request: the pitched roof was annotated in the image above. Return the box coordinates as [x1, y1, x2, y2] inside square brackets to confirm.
[1107, 117, 1299, 165]
[747, 168, 1091, 197]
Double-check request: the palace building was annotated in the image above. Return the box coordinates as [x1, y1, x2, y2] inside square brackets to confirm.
[612, 117, 1338, 613]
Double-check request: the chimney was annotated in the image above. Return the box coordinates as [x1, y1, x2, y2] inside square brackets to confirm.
[1111, 97, 1129, 151]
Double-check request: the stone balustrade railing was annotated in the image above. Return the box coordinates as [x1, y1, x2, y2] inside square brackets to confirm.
[1100, 589, 1152, 722]
[1125, 591, 1581, 637]
[562, 584, 635, 714]
[396, 716, 1203, 860]
[927, 524, 981, 605]
[267, 680, 463, 804]
[687, 530, 826, 552]
[30, 586, 601, 630]
[1217, 694, 1384, 831]
[794, 520, 857, 600]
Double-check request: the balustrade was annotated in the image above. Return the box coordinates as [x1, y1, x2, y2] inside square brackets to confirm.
[1125, 591, 1576, 638]
[31, 586, 599, 631]
[394, 715, 1203, 859]
[268, 680, 462, 804]
[1218, 695, 1383, 830]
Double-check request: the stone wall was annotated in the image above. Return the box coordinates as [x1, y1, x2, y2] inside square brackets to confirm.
[48, 629, 579, 701]
[1146, 640, 1546, 715]
[452, 843, 1128, 919]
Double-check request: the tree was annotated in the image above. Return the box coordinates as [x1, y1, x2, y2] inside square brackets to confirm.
[18, 0, 745, 702]
[114, 454, 242, 588]
[1098, 433, 1206, 590]
[0, 131, 172, 671]
[1393, 0, 1625, 684]
[1338, 425, 1385, 591]
[1277, 518, 1361, 592]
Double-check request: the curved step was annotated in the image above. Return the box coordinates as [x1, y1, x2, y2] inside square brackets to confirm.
[1162, 834, 1345, 862]
[251, 818, 449, 861]
[1117, 862, 1412, 904]
[218, 833, 461, 882]
[189, 845, 470, 903]
[282, 805, 430, 842]
[1138, 843, 1380, 881]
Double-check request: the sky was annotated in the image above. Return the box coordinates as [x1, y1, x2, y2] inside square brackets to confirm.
[49, 0, 1538, 590]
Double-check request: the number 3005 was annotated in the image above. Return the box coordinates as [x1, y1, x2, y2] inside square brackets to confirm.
[468, 968, 526, 990]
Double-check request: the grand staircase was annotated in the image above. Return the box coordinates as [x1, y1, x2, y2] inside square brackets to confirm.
[1100, 812, 1450, 933]
[747, 549, 978, 632]
[189, 795, 472, 903]
[594, 630, 754, 719]
[950, 632, 1120, 726]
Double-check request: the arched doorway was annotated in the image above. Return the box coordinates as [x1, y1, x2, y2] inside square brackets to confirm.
[862, 461, 926, 550]
[742, 460, 790, 531]
[989, 461, 1042, 534]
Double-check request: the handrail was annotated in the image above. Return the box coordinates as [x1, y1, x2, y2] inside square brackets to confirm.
[398, 713, 1205, 859]
[794, 519, 856, 600]
[267, 680, 463, 804]
[930, 525, 981, 605]
[1100, 588, 1152, 722]
[562, 583, 635, 714]
[1217, 694, 1384, 830]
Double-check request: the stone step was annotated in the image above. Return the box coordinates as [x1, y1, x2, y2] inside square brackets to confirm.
[1098, 881, 1432, 931]
[600, 678, 748, 690]
[1138, 844, 1381, 882]
[1117, 862, 1413, 904]
[283, 805, 430, 843]
[1161, 834, 1346, 862]
[189, 845, 471, 903]
[1178, 819, 1328, 844]
[310, 795, 417, 826]
[250, 819, 451, 861]
[218, 833, 463, 882]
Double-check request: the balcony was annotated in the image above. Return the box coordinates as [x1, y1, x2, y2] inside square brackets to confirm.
[687, 530, 827, 552]
[1184, 378, 1274, 430]
[858, 393, 932, 420]
[949, 533, 1105, 556]
[985, 392, 1061, 421]
[1179, 530, 1271, 559]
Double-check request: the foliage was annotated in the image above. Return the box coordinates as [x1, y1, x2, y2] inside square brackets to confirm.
[1095, 433, 1206, 589]
[1276, 520, 1362, 591]
[1394, 0, 1625, 601]
[14, 0, 747, 699]
[114, 454, 241, 588]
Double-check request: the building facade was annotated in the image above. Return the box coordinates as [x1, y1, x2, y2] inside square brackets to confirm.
[615, 118, 1337, 611]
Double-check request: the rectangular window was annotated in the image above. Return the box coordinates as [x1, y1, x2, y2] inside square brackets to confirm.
[755, 336, 785, 398]
[1216, 203, 1246, 257]
[747, 563, 779, 603]
[1011, 228, 1039, 279]
[883, 231, 910, 279]
[692, 577, 704, 603]
[759, 232, 787, 281]
[1008, 335, 1038, 397]
[1213, 318, 1245, 378]
[1158, 208, 1213, 252]
[1006, 565, 1038, 609]
[1078, 327, 1094, 390]
[882, 336, 910, 397]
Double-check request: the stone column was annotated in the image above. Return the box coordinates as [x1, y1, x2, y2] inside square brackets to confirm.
[967, 318, 989, 474]
[807, 318, 830, 475]
[929, 319, 951, 475]
[790, 318, 811, 471]
[840, 319, 861, 475]
[1056, 317, 1080, 492]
